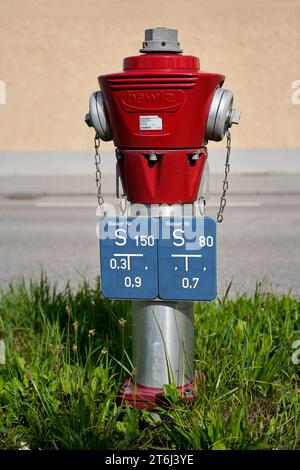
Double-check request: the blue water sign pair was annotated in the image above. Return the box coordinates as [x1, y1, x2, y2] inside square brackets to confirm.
[99, 216, 216, 301]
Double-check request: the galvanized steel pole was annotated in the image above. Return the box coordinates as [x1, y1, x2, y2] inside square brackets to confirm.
[130, 203, 194, 391]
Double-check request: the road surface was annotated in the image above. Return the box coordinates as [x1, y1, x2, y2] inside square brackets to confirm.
[0, 179, 299, 297]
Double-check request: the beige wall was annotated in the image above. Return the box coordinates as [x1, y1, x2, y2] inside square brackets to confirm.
[0, 0, 299, 151]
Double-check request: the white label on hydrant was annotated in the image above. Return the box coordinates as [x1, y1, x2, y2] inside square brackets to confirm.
[139, 115, 162, 130]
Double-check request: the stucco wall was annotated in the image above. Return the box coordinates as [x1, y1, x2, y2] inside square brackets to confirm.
[0, 0, 299, 151]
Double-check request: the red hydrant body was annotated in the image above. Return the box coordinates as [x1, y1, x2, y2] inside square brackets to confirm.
[99, 54, 224, 204]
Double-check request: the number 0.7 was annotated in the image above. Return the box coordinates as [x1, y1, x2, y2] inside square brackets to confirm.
[182, 277, 199, 289]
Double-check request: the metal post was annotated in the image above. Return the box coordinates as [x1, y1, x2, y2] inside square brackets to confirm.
[129, 203, 195, 399]
[132, 300, 194, 388]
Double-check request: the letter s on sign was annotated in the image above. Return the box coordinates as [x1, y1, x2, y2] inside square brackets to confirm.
[173, 229, 184, 247]
[115, 228, 126, 246]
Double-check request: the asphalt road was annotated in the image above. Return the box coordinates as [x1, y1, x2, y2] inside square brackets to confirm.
[0, 187, 299, 297]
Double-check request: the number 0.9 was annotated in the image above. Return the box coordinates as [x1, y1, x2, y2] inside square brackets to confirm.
[124, 276, 142, 288]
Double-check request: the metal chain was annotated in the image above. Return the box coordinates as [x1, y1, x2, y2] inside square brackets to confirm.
[94, 134, 127, 216]
[216, 129, 232, 223]
[94, 134, 106, 216]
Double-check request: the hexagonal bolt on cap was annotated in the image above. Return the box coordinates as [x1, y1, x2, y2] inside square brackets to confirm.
[85, 113, 93, 128]
[140, 27, 183, 53]
[229, 109, 241, 127]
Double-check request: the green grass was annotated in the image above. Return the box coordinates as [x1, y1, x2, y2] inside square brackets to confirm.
[0, 275, 299, 450]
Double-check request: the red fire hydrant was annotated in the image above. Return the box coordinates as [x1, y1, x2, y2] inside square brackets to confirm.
[86, 27, 240, 408]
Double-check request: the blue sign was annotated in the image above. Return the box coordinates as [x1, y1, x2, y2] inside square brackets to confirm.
[99, 216, 217, 301]
[99, 217, 159, 299]
[158, 217, 217, 301]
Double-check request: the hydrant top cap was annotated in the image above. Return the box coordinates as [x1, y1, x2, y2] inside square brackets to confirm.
[140, 27, 183, 53]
